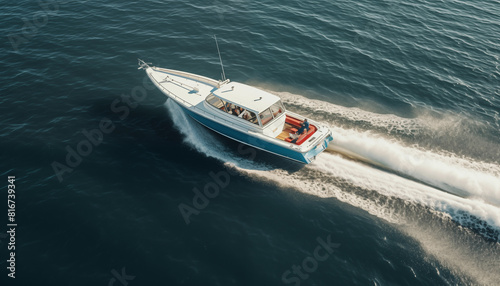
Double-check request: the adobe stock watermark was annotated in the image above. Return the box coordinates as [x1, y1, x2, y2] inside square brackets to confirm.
[51, 74, 156, 182]
[178, 143, 257, 225]
[7, 0, 89, 52]
[108, 267, 135, 286]
[282, 234, 340, 286]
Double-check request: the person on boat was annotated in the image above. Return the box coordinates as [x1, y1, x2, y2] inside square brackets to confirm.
[297, 119, 310, 135]
[246, 111, 258, 124]
[233, 107, 241, 116]
[225, 102, 232, 113]
[239, 109, 250, 120]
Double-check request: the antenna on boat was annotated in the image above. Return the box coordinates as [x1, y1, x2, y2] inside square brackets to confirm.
[214, 35, 227, 81]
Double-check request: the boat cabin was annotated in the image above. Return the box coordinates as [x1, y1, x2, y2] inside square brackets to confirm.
[204, 82, 318, 145]
[204, 82, 286, 137]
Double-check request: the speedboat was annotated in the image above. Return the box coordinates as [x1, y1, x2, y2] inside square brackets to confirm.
[138, 58, 333, 164]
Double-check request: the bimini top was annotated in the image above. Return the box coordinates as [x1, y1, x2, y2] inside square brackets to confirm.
[213, 82, 281, 114]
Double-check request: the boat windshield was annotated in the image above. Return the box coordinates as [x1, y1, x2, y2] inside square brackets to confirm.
[206, 94, 259, 125]
[206, 93, 224, 109]
[269, 100, 285, 118]
[259, 100, 285, 127]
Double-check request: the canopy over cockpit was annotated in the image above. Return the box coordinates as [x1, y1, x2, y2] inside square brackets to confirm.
[212, 82, 282, 114]
[205, 81, 286, 137]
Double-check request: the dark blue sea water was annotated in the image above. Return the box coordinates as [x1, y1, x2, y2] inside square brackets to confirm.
[1, 0, 500, 285]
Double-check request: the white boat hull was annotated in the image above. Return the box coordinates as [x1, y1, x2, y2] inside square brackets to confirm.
[140, 62, 333, 164]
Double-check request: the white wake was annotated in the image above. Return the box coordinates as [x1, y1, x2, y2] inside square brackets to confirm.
[165, 96, 500, 285]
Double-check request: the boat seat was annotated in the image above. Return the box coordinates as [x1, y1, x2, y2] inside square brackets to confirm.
[283, 115, 318, 145]
[285, 117, 304, 127]
[295, 125, 317, 145]
[261, 117, 272, 125]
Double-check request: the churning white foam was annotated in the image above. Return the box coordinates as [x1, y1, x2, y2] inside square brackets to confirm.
[165, 99, 403, 223]
[165, 99, 500, 233]
[330, 127, 500, 207]
[273, 89, 500, 206]
[164, 91, 500, 284]
[311, 152, 500, 231]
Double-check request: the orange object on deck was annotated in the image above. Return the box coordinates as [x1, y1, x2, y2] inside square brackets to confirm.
[285, 115, 317, 145]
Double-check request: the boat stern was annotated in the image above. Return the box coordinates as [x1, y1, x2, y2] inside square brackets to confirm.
[303, 130, 333, 163]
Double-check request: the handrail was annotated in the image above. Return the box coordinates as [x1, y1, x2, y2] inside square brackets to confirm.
[137, 59, 151, 70]
[148, 70, 242, 127]
[153, 67, 221, 88]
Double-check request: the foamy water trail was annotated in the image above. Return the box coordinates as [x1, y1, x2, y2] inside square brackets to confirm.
[165, 99, 500, 234]
[165, 98, 500, 285]
[274, 90, 500, 205]
[311, 152, 500, 232]
[330, 127, 500, 206]
[276, 90, 500, 164]
[165, 100, 405, 224]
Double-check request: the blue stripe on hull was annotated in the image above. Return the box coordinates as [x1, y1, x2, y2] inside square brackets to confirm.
[179, 106, 315, 163]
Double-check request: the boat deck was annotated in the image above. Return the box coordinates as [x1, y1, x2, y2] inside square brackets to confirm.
[276, 115, 317, 145]
[276, 123, 297, 141]
[146, 67, 216, 108]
